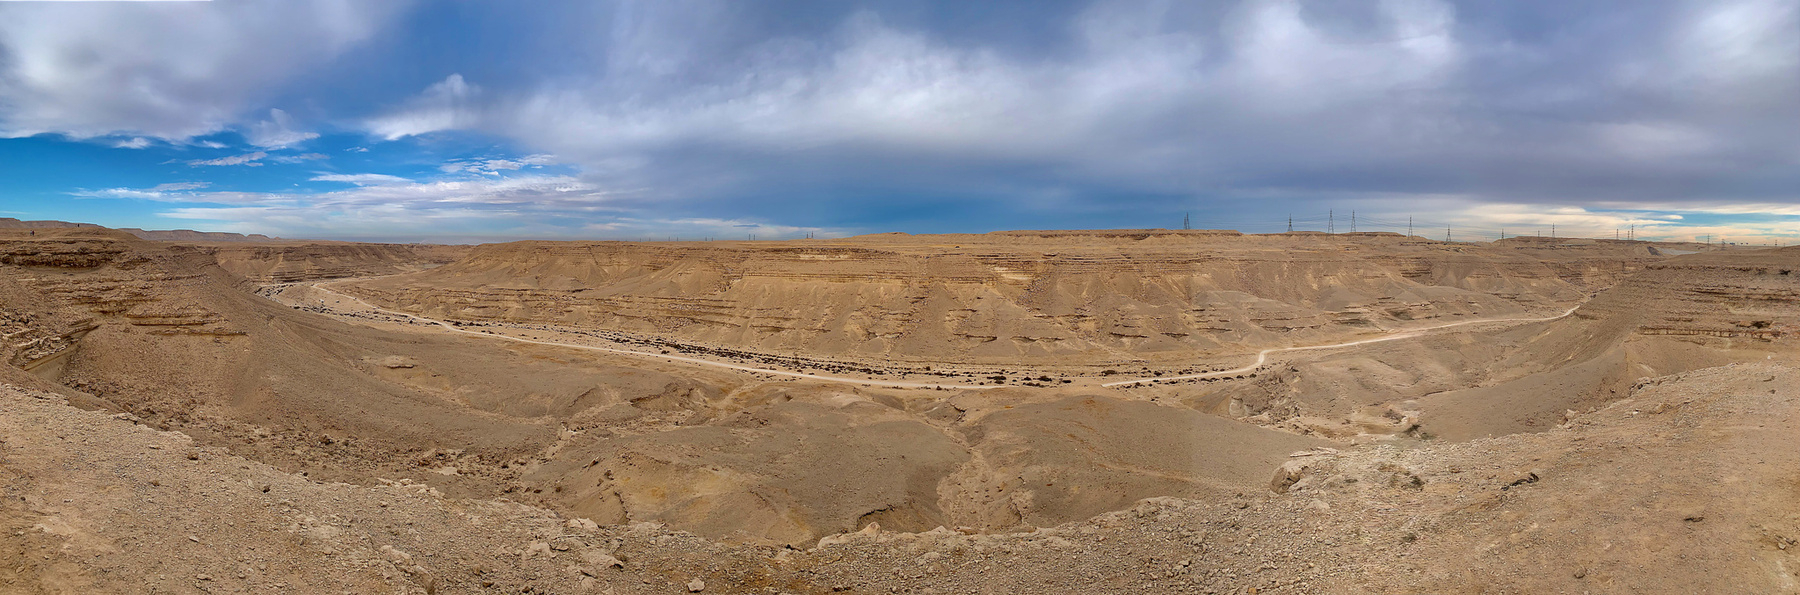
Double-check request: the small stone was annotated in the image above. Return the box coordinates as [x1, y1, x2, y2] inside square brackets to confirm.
[687, 578, 706, 592]
[1574, 568, 1588, 579]
[195, 574, 212, 581]
[380, 545, 413, 563]
[580, 551, 624, 570]
[187, 535, 199, 543]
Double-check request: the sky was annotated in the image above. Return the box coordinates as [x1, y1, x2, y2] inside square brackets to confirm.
[0, 0, 1796, 243]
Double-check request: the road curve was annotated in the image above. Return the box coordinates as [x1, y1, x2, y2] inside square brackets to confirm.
[1100, 304, 1585, 388]
[299, 280, 1585, 392]
[303, 282, 1003, 390]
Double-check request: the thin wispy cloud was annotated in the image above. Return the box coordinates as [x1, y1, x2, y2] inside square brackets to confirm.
[243, 109, 319, 149]
[187, 152, 266, 167]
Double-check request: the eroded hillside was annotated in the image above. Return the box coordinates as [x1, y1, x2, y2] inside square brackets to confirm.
[6, 363, 1797, 594]
[338, 231, 1665, 370]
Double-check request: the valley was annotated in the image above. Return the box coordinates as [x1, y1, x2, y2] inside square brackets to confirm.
[2, 225, 1797, 593]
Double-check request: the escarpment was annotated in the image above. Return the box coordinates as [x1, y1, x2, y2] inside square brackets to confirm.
[338, 233, 1663, 369]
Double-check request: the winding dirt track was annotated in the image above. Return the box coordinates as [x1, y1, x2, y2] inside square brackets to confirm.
[1100, 304, 1586, 387]
[303, 281, 1585, 392]
[305, 282, 1000, 390]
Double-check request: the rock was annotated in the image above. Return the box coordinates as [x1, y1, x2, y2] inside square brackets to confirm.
[687, 578, 706, 592]
[377, 356, 416, 369]
[1502, 471, 1539, 490]
[1270, 459, 1314, 494]
[380, 545, 413, 563]
[580, 551, 625, 571]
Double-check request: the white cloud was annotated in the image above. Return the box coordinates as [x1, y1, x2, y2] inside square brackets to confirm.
[0, 1, 407, 140]
[437, 154, 561, 175]
[144, 173, 642, 238]
[310, 173, 410, 185]
[111, 137, 153, 149]
[150, 181, 209, 192]
[187, 151, 266, 167]
[87, 171, 830, 240]
[366, 73, 479, 140]
[244, 108, 320, 148]
[269, 152, 329, 163]
[579, 217, 840, 240]
[73, 181, 209, 200]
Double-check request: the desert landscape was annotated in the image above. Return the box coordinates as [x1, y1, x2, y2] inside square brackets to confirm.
[2, 221, 1797, 593]
[6, 1, 1799, 592]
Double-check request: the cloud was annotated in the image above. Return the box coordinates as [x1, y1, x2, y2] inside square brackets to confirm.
[310, 173, 410, 185]
[438, 154, 559, 174]
[10, 1, 1800, 239]
[270, 153, 329, 163]
[187, 151, 267, 167]
[81, 167, 832, 240]
[150, 182, 210, 192]
[345, 1, 1799, 232]
[244, 108, 320, 148]
[0, 1, 408, 140]
[367, 73, 479, 140]
[111, 137, 153, 149]
[73, 181, 210, 200]
[578, 217, 839, 240]
[357, 1, 1475, 209]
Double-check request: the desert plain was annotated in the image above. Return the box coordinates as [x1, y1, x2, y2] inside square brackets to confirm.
[3, 220, 1799, 593]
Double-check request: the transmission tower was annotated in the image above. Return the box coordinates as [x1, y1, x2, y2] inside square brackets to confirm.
[1183, 212, 1191, 230]
[1350, 211, 1356, 233]
[1329, 210, 1335, 234]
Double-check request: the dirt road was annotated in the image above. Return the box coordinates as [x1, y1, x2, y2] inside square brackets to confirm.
[293, 279, 1586, 393]
[1101, 303, 1586, 387]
